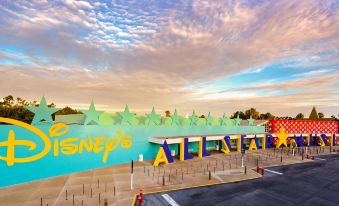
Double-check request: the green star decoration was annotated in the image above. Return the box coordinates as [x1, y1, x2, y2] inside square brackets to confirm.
[81, 101, 104, 125]
[205, 112, 213, 126]
[25, 96, 60, 125]
[189, 110, 198, 126]
[171, 109, 181, 126]
[247, 116, 254, 126]
[234, 114, 242, 126]
[146, 107, 161, 125]
[219, 113, 228, 126]
[119, 105, 135, 125]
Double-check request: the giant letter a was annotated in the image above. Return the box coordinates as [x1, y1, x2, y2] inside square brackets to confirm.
[153, 140, 173, 166]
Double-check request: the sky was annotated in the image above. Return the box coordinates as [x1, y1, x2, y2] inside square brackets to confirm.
[0, 0, 339, 117]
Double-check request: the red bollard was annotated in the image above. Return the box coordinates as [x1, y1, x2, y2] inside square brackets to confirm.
[138, 189, 143, 206]
[311, 156, 314, 160]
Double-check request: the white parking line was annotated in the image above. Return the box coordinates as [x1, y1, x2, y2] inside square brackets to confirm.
[162, 194, 180, 206]
[315, 157, 326, 161]
[264, 169, 283, 175]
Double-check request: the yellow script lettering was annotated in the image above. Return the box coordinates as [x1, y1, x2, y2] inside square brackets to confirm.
[60, 138, 79, 155]
[102, 137, 119, 163]
[93, 137, 105, 153]
[79, 136, 93, 154]
[0, 118, 51, 166]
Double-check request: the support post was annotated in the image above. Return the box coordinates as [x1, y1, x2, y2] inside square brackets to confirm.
[131, 160, 134, 190]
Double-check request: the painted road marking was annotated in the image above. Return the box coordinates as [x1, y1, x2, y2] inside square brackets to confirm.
[315, 157, 326, 161]
[264, 169, 283, 175]
[162, 194, 180, 206]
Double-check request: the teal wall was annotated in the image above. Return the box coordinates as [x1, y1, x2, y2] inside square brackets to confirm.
[0, 124, 264, 187]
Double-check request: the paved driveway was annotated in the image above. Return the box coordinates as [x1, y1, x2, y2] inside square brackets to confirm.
[138, 154, 339, 206]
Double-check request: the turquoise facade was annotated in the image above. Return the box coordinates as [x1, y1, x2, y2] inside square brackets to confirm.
[0, 124, 264, 187]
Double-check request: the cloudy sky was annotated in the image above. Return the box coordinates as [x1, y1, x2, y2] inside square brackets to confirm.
[0, 0, 338, 117]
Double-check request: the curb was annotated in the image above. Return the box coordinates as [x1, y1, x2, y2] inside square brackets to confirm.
[131, 174, 261, 206]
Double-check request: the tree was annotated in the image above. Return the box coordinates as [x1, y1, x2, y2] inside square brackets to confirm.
[1, 95, 14, 106]
[309, 106, 319, 120]
[259, 112, 275, 120]
[318, 112, 324, 119]
[52, 106, 81, 119]
[15, 97, 29, 106]
[48, 103, 56, 108]
[231, 111, 245, 119]
[0, 95, 80, 124]
[200, 115, 205, 118]
[244, 108, 259, 119]
[165, 110, 171, 117]
[330, 115, 338, 120]
[295, 113, 304, 120]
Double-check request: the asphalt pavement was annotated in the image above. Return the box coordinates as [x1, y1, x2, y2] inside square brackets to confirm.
[138, 154, 339, 206]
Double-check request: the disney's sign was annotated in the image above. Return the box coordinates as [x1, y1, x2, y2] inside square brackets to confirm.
[0, 117, 132, 166]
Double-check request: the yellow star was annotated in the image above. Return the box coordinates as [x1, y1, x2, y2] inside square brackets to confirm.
[275, 127, 289, 148]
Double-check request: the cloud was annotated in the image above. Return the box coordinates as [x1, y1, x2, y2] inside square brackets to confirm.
[0, 65, 196, 112]
[0, 0, 338, 117]
[62, 0, 93, 10]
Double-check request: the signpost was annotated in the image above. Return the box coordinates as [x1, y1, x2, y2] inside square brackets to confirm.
[131, 160, 134, 190]
[292, 142, 296, 156]
[241, 144, 245, 167]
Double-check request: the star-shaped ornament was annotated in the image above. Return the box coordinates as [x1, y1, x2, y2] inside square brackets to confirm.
[205, 112, 213, 126]
[234, 114, 242, 126]
[25, 96, 60, 125]
[247, 116, 254, 126]
[146, 107, 160, 125]
[171, 109, 181, 126]
[119, 105, 135, 125]
[81, 101, 104, 125]
[219, 113, 228, 126]
[275, 127, 289, 148]
[189, 110, 198, 126]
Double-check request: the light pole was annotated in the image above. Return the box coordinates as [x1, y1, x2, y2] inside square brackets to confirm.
[241, 145, 245, 168]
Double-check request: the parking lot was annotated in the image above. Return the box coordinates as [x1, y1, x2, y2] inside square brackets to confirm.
[138, 154, 339, 206]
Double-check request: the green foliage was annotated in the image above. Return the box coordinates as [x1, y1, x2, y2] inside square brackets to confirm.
[0, 105, 34, 124]
[309, 106, 319, 120]
[231, 108, 274, 120]
[330, 115, 338, 121]
[259, 112, 275, 120]
[295, 113, 304, 120]
[0, 95, 80, 124]
[52, 106, 81, 119]
[1, 95, 336, 125]
[245, 108, 259, 119]
[165, 110, 171, 117]
[0, 95, 36, 123]
[318, 112, 324, 119]
[230, 111, 246, 119]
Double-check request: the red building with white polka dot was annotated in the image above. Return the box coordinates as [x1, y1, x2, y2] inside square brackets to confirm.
[268, 120, 338, 134]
